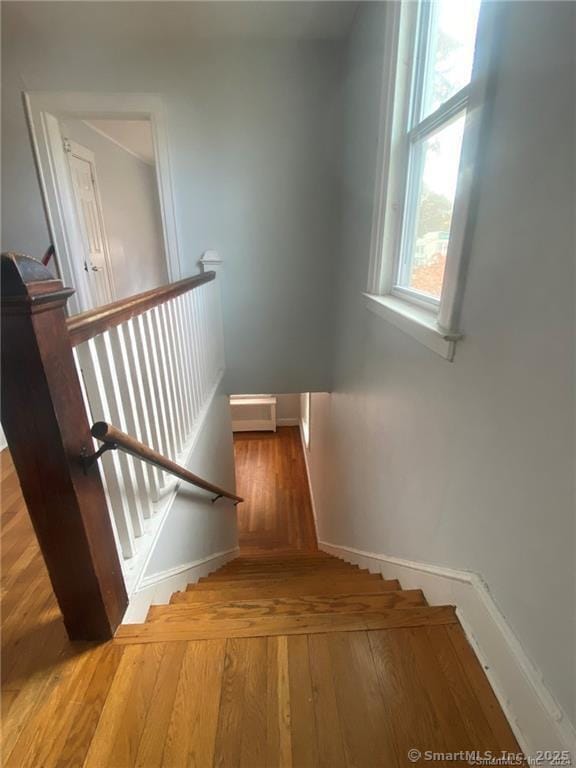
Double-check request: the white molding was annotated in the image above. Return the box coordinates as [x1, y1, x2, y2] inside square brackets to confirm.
[123, 546, 239, 623]
[437, 3, 502, 332]
[367, 0, 405, 295]
[298, 420, 319, 536]
[24, 91, 182, 312]
[364, 292, 459, 361]
[319, 540, 576, 757]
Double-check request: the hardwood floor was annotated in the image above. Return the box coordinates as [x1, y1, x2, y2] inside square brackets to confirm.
[1, 447, 522, 767]
[234, 428, 318, 554]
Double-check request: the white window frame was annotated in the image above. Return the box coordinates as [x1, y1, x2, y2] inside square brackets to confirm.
[365, 1, 500, 360]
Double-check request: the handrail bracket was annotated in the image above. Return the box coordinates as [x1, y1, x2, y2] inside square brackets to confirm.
[81, 441, 118, 474]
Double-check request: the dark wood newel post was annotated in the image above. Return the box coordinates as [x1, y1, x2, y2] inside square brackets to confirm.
[1, 252, 128, 640]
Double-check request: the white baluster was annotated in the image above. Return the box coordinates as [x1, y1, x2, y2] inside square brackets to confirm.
[90, 333, 147, 536]
[142, 310, 178, 460]
[151, 306, 182, 457]
[119, 320, 161, 501]
[159, 302, 186, 454]
[192, 289, 208, 405]
[168, 298, 193, 443]
[107, 325, 154, 517]
[75, 341, 137, 559]
[176, 294, 196, 431]
[183, 291, 202, 422]
[73, 348, 126, 561]
[207, 282, 219, 386]
[211, 279, 225, 376]
[131, 314, 170, 491]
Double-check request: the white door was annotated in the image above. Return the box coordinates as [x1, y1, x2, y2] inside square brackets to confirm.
[65, 139, 114, 307]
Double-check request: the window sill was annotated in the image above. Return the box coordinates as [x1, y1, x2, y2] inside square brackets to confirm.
[363, 293, 461, 361]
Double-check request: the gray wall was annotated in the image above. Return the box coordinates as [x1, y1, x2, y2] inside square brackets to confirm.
[62, 119, 168, 299]
[318, 1, 575, 725]
[1, 2, 343, 393]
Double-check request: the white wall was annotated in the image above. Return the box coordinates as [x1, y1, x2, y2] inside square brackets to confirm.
[62, 119, 168, 299]
[276, 393, 300, 423]
[145, 391, 238, 577]
[1, 3, 343, 394]
[313, 0, 575, 734]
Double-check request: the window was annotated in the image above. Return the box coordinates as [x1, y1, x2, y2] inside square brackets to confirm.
[366, 0, 492, 360]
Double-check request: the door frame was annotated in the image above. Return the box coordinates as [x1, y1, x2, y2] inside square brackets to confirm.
[25, 91, 182, 314]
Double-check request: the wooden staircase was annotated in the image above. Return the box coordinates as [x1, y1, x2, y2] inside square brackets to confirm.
[117, 552, 457, 643]
[109, 551, 521, 764]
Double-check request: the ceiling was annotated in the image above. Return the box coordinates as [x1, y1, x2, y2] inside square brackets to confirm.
[4, 2, 360, 42]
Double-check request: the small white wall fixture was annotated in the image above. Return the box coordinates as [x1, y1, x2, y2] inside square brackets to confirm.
[25, 91, 182, 314]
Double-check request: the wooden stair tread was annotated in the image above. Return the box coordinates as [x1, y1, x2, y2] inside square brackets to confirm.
[116, 606, 457, 643]
[147, 590, 427, 622]
[217, 561, 361, 570]
[200, 567, 371, 581]
[226, 557, 332, 560]
[217, 559, 358, 569]
[172, 580, 401, 603]
[229, 552, 325, 561]
[191, 574, 384, 590]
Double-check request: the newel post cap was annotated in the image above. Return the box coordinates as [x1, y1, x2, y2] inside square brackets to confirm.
[198, 250, 223, 274]
[1, 252, 74, 309]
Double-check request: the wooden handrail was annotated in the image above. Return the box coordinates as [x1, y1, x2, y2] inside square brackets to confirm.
[89, 422, 243, 505]
[67, 271, 215, 347]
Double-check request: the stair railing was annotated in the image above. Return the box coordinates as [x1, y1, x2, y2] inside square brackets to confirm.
[1, 251, 236, 640]
[86, 421, 243, 504]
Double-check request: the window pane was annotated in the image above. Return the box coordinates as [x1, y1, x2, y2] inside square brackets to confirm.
[399, 114, 465, 300]
[421, 0, 481, 118]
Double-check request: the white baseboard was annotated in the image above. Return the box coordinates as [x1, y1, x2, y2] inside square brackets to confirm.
[124, 546, 239, 623]
[319, 541, 576, 758]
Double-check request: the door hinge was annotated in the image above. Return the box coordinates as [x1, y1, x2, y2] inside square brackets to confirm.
[63, 137, 72, 154]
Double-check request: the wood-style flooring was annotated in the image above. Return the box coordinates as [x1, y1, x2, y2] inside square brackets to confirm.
[234, 427, 317, 554]
[1, 437, 522, 767]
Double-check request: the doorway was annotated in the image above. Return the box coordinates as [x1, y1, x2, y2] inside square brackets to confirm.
[25, 92, 181, 315]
